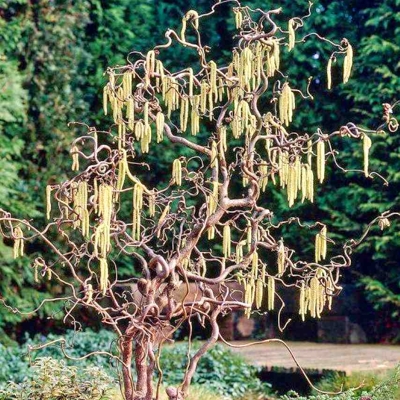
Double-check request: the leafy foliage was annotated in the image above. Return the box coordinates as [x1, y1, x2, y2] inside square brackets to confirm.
[281, 364, 400, 400]
[0, 329, 270, 399]
[0, 357, 114, 400]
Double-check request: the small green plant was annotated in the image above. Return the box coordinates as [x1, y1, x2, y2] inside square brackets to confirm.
[0, 330, 270, 399]
[0, 357, 114, 400]
[280, 364, 400, 400]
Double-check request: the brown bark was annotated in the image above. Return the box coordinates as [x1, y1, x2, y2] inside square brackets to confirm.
[121, 336, 134, 400]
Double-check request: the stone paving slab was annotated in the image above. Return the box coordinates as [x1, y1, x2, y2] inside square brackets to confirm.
[227, 341, 400, 374]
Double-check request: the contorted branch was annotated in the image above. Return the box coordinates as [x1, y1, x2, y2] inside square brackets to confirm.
[0, 1, 399, 400]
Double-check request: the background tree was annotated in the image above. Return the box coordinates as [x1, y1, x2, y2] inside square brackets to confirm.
[0, 2, 399, 400]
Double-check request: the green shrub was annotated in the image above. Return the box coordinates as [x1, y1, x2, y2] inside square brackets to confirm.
[280, 364, 400, 400]
[0, 357, 114, 400]
[0, 330, 271, 399]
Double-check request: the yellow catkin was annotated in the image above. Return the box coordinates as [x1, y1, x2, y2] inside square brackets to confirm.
[236, 241, 244, 264]
[223, 224, 231, 258]
[148, 190, 156, 217]
[207, 226, 215, 240]
[73, 181, 89, 234]
[316, 140, 325, 183]
[103, 85, 109, 115]
[146, 50, 155, 76]
[363, 134, 372, 177]
[132, 183, 144, 241]
[99, 258, 108, 295]
[219, 126, 227, 154]
[274, 39, 280, 70]
[259, 165, 268, 192]
[172, 159, 182, 186]
[234, 9, 243, 29]
[246, 221, 252, 251]
[191, 95, 200, 136]
[309, 276, 318, 318]
[94, 184, 113, 256]
[71, 145, 79, 171]
[315, 226, 327, 263]
[13, 226, 24, 259]
[277, 240, 285, 276]
[327, 277, 334, 311]
[343, 42, 353, 84]
[156, 112, 165, 143]
[299, 282, 306, 321]
[199, 256, 206, 277]
[279, 83, 295, 127]
[267, 276, 275, 311]
[180, 96, 189, 132]
[327, 57, 333, 90]
[126, 96, 135, 131]
[209, 60, 218, 101]
[156, 203, 170, 238]
[255, 279, 264, 309]
[123, 71, 133, 100]
[117, 122, 126, 150]
[116, 151, 127, 201]
[46, 185, 52, 220]
[288, 19, 295, 51]
[307, 165, 314, 203]
[187, 68, 194, 98]
[211, 140, 218, 169]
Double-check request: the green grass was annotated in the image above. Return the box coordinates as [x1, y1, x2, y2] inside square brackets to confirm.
[313, 368, 400, 397]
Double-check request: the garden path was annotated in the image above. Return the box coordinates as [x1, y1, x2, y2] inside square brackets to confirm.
[228, 341, 400, 374]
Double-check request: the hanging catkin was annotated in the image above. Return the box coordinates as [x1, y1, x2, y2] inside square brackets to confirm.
[363, 134, 372, 177]
[279, 83, 295, 127]
[116, 150, 127, 201]
[223, 224, 231, 258]
[255, 279, 264, 309]
[99, 258, 108, 295]
[71, 146, 79, 171]
[156, 112, 164, 143]
[180, 97, 189, 132]
[133, 183, 144, 241]
[277, 240, 285, 276]
[299, 281, 306, 321]
[156, 203, 170, 238]
[267, 276, 275, 311]
[343, 41, 353, 84]
[234, 8, 243, 29]
[46, 185, 52, 220]
[316, 140, 325, 183]
[288, 19, 295, 51]
[172, 159, 182, 186]
[103, 85, 109, 115]
[13, 226, 24, 259]
[191, 96, 200, 136]
[148, 190, 156, 217]
[327, 57, 333, 90]
[315, 226, 327, 263]
[127, 96, 135, 131]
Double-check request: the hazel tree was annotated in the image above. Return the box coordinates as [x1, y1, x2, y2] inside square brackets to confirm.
[1, 2, 399, 400]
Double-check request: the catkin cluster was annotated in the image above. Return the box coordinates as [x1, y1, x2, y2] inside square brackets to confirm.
[315, 226, 327, 263]
[299, 269, 334, 320]
[13, 226, 24, 259]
